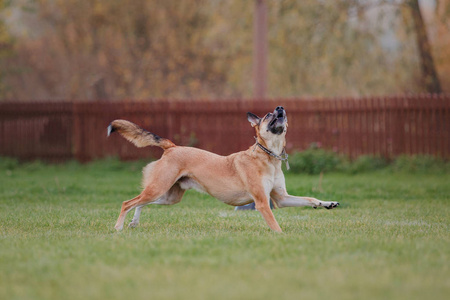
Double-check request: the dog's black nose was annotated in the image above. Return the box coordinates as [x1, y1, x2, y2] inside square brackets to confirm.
[276, 106, 284, 111]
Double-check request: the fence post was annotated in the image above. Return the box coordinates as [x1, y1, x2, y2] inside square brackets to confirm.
[72, 102, 85, 162]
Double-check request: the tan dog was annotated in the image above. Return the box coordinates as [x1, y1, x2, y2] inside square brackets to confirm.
[108, 106, 339, 232]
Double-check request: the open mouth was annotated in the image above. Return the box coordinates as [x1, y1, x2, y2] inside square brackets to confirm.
[269, 116, 278, 127]
[269, 111, 285, 127]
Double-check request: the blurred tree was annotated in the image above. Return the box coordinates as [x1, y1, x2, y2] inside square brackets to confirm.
[0, 0, 448, 101]
[433, 0, 450, 93]
[0, 0, 14, 98]
[267, 0, 447, 96]
[267, 0, 415, 97]
[407, 0, 441, 93]
[1, 0, 244, 100]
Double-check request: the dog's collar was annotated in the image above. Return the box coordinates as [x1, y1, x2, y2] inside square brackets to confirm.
[253, 137, 290, 170]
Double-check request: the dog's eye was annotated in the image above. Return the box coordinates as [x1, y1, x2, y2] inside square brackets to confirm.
[264, 113, 272, 120]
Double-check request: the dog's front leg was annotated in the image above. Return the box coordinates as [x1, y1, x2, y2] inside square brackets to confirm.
[252, 190, 282, 232]
[271, 190, 339, 209]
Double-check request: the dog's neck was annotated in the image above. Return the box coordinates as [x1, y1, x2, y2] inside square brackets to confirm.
[253, 136, 289, 170]
[254, 136, 285, 157]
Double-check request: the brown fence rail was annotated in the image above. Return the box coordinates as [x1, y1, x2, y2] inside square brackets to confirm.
[1, 96, 449, 162]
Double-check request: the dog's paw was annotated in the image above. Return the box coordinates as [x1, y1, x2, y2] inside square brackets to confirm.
[323, 201, 339, 209]
[128, 221, 139, 228]
[314, 201, 339, 209]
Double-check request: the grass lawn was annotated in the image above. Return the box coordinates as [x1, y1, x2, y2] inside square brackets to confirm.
[0, 159, 449, 300]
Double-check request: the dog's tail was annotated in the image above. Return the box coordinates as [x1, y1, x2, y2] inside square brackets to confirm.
[107, 119, 175, 150]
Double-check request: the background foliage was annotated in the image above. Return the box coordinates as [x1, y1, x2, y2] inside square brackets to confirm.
[288, 148, 449, 174]
[0, 0, 448, 100]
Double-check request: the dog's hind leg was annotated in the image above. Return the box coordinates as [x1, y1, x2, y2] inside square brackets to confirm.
[128, 205, 144, 228]
[127, 183, 186, 228]
[114, 160, 181, 231]
[115, 188, 169, 231]
[115, 195, 142, 231]
[115, 186, 175, 231]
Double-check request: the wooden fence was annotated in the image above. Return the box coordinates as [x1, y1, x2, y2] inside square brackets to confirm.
[0, 96, 449, 162]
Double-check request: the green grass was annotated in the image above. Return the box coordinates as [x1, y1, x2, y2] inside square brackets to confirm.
[0, 158, 449, 300]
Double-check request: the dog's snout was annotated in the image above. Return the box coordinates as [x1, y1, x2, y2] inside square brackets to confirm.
[274, 106, 285, 118]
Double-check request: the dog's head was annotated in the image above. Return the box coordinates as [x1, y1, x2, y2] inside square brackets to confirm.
[247, 106, 288, 152]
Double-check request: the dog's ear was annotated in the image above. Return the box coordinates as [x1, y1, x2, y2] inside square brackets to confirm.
[247, 112, 261, 127]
